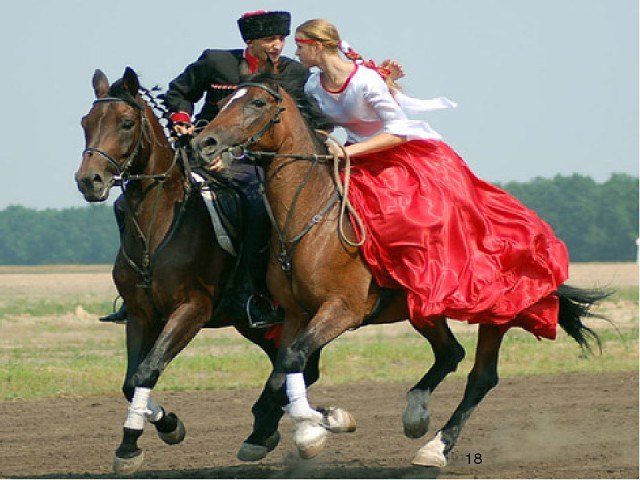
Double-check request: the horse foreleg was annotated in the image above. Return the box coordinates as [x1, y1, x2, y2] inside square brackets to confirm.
[111, 314, 161, 475]
[113, 300, 210, 475]
[147, 394, 186, 445]
[280, 297, 362, 459]
[403, 316, 466, 439]
[412, 324, 503, 468]
[235, 323, 325, 461]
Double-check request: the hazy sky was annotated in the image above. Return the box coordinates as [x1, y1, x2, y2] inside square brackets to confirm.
[0, 0, 637, 210]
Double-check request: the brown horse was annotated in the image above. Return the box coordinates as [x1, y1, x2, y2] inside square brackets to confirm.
[75, 67, 354, 475]
[192, 73, 608, 467]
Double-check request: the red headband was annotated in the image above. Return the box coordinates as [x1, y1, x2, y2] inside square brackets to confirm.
[294, 37, 318, 45]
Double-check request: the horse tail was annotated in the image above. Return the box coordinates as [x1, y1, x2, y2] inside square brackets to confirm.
[556, 284, 613, 354]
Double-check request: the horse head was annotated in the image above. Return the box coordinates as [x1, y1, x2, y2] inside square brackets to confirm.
[75, 67, 148, 202]
[192, 73, 296, 167]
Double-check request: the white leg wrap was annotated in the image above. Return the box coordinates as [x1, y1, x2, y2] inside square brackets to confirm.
[285, 373, 322, 422]
[146, 396, 164, 423]
[124, 387, 151, 430]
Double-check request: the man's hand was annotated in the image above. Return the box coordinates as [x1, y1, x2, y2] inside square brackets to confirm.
[380, 59, 406, 82]
[172, 122, 195, 137]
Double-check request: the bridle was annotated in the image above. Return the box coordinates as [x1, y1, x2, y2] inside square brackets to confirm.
[82, 97, 150, 185]
[82, 94, 189, 289]
[218, 82, 288, 162]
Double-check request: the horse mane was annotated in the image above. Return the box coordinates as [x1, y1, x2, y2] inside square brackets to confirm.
[243, 72, 329, 154]
[108, 78, 172, 138]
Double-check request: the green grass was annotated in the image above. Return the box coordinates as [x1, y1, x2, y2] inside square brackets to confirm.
[1, 325, 636, 401]
[0, 285, 634, 319]
[1, 263, 635, 401]
[610, 285, 639, 303]
[0, 298, 113, 317]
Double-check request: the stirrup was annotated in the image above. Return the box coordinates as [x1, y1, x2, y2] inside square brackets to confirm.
[246, 294, 284, 329]
[99, 297, 127, 324]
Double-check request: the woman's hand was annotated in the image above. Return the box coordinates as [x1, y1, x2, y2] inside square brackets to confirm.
[380, 59, 405, 82]
[327, 140, 345, 158]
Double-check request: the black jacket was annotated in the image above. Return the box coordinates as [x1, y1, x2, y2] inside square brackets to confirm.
[164, 49, 329, 129]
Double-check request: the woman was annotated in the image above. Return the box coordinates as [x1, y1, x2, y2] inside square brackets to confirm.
[294, 19, 569, 339]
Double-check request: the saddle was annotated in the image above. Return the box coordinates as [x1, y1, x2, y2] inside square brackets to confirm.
[190, 168, 242, 257]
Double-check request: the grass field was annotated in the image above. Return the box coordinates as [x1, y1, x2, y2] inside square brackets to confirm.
[0, 263, 637, 401]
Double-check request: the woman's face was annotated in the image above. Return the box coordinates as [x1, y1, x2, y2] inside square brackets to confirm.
[294, 34, 320, 68]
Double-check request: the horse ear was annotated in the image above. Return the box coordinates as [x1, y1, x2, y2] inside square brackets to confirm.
[92, 69, 109, 99]
[123, 66, 140, 96]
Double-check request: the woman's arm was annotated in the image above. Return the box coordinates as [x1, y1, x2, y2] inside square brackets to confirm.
[342, 132, 405, 157]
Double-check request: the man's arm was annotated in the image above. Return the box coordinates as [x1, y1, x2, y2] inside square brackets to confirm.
[164, 49, 220, 118]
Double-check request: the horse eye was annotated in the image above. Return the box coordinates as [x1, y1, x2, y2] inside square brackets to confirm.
[121, 119, 135, 130]
[252, 99, 267, 108]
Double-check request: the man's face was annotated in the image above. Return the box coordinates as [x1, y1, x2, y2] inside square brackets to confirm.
[247, 35, 286, 63]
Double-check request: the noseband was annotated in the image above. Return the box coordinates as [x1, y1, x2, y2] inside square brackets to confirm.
[83, 96, 148, 183]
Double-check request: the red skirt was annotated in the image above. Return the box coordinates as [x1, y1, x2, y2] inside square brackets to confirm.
[344, 139, 569, 339]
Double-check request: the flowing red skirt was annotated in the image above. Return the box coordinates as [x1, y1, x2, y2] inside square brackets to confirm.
[344, 139, 569, 339]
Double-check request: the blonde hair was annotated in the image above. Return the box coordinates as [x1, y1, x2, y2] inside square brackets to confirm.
[296, 18, 341, 51]
[296, 18, 401, 92]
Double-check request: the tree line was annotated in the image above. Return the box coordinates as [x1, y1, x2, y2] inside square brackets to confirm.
[0, 173, 637, 265]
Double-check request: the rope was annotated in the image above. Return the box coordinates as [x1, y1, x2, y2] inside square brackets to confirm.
[315, 130, 367, 247]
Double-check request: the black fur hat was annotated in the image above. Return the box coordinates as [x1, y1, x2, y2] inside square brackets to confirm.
[237, 11, 291, 41]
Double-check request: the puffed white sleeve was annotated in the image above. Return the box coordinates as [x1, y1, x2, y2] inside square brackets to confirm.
[393, 91, 458, 115]
[361, 69, 444, 140]
[361, 71, 411, 136]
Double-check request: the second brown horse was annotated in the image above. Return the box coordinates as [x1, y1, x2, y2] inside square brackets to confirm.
[192, 72, 606, 468]
[75, 67, 354, 475]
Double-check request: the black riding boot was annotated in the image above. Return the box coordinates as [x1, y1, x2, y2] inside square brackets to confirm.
[99, 303, 128, 324]
[229, 181, 284, 328]
[100, 195, 129, 324]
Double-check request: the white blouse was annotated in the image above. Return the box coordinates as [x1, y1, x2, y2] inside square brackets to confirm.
[304, 65, 456, 144]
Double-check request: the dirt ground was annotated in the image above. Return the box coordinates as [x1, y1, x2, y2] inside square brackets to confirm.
[0, 371, 637, 479]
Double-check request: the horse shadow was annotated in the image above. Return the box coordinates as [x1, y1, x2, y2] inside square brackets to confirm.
[23, 463, 444, 479]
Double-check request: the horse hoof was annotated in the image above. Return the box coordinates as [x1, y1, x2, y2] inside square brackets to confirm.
[113, 450, 144, 475]
[237, 431, 281, 461]
[403, 390, 430, 438]
[320, 407, 356, 433]
[294, 421, 327, 460]
[237, 442, 268, 462]
[265, 430, 281, 451]
[411, 432, 447, 468]
[157, 413, 186, 445]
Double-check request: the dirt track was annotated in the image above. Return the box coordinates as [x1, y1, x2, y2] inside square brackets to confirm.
[0, 371, 637, 479]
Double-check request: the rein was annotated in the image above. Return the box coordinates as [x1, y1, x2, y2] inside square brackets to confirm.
[220, 83, 366, 276]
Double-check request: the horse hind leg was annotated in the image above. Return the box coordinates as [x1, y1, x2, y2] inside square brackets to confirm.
[403, 316, 465, 439]
[412, 324, 503, 468]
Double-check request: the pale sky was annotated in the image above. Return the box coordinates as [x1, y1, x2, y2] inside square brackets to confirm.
[0, 0, 637, 210]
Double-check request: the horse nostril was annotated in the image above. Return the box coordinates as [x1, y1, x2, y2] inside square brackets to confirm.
[200, 135, 218, 151]
[92, 173, 103, 185]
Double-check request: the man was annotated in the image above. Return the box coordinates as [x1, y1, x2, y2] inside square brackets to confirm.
[100, 10, 323, 326]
